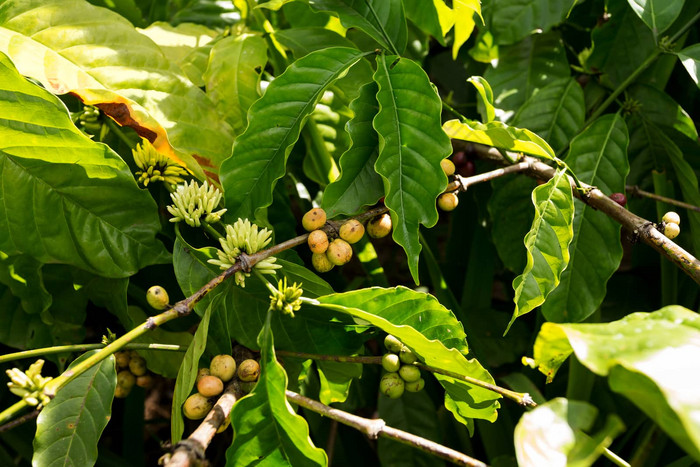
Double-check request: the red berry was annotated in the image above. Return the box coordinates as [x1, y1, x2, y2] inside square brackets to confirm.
[451, 151, 467, 167]
[610, 193, 627, 207]
[458, 160, 475, 177]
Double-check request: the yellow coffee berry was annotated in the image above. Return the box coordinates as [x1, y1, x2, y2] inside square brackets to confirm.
[129, 354, 147, 376]
[339, 219, 365, 244]
[437, 193, 459, 211]
[440, 159, 455, 176]
[312, 253, 334, 273]
[115, 385, 131, 399]
[664, 222, 680, 239]
[146, 285, 170, 310]
[238, 359, 261, 382]
[210, 355, 237, 382]
[197, 375, 224, 397]
[115, 351, 130, 369]
[183, 393, 213, 420]
[367, 213, 392, 239]
[308, 230, 329, 254]
[662, 211, 680, 226]
[302, 208, 326, 231]
[326, 238, 352, 266]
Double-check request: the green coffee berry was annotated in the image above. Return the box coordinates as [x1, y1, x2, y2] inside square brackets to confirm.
[129, 355, 147, 376]
[238, 359, 260, 382]
[197, 375, 224, 397]
[308, 230, 329, 254]
[183, 393, 213, 420]
[312, 252, 335, 273]
[440, 159, 455, 176]
[399, 365, 421, 382]
[438, 192, 459, 212]
[367, 213, 392, 239]
[302, 208, 326, 231]
[326, 238, 353, 266]
[399, 347, 417, 364]
[339, 219, 365, 244]
[384, 335, 403, 353]
[382, 353, 401, 373]
[404, 378, 425, 392]
[146, 285, 169, 310]
[117, 370, 136, 390]
[210, 355, 237, 382]
[115, 351, 130, 369]
[380, 373, 405, 399]
[662, 211, 680, 226]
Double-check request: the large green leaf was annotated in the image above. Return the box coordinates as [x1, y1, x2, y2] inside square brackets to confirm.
[534, 306, 700, 461]
[514, 398, 625, 467]
[322, 81, 382, 217]
[511, 78, 585, 154]
[227, 310, 328, 466]
[627, 84, 697, 140]
[508, 169, 575, 332]
[402, 0, 451, 46]
[220, 46, 367, 222]
[0, 254, 51, 315]
[33, 351, 116, 467]
[0, 0, 233, 180]
[316, 359, 362, 405]
[484, 32, 570, 121]
[627, 0, 684, 39]
[315, 287, 501, 423]
[305, 0, 407, 55]
[0, 52, 169, 278]
[203, 34, 268, 136]
[490, 0, 577, 45]
[542, 114, 629, 323]
[373, 55, 452, 283]
[678, 44, 700, 88]
[443, 119, 556, 160]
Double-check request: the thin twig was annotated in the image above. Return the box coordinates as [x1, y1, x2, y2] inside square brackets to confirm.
[0, 407, 38, 432]
[626, 185, 700, 213]
[0, 343, 186, 364]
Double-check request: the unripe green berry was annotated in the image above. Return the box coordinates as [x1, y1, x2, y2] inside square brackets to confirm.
[399, 347, 417, 364]
[210, 355, 237, 382]
[238, 359, 260, 382]
[404, 378, 425, 392]
[339, 219, 365, 244]
[115, 351, 130, 369]
[146, 285, 170, 310]
[438, 192, 459, 211]
[662, 211, 681, 226]
[183, 393, 213, 420]
[129, 355, 147, 376]
[326, 238, 352, 266]
[115, 385, 131, 398]
[367, 213, 392, 239]
[197, 375, 224, 397]
[399, 365, 421, 382]
[384, 335, 403, 353]
[382, 353, 401, 372]
[380, 373, 405, 399]
[664, 222, 680, 239]
[308, 230, 329, 254]
[302, 208, 326, 231]
[312, 252, 334, 273]
[117, 370, 136, 390]
[440, 159, 455, 176]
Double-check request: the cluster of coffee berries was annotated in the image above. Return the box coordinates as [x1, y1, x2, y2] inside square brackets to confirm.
[436, 157, 460, 212]
[451, 150, 476, 178]
[661, 211, 681, 239]
[183, 355, 261, 423]
[303, 208, 364, 273]
[379, 335, 425, 399]
[115, 351, 154, 398]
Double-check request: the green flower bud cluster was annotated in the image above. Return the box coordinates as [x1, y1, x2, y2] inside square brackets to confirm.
[77, 105, 107, 137]
[132, 138, 187, 189]
[6, 360, 52, 408]
[167, 180, 227, 227]
[379, 335, 425, 399]
[269, 277, 304, 317]
[208, 219, 282, 287]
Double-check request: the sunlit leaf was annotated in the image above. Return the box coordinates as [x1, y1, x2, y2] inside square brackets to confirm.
[627, 0, 684, 39]
[678, 44, 700, 88]
[316, 360, 362, 405]
[468, 76, 496, 123]
[452, 0, 482, 59]
[402, 0, 451, 46]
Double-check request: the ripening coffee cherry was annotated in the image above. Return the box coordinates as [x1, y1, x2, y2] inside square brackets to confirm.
[382, 353, 401, 373]
[183, 393, 213, 420]
[238, 359, 261, 382]
[302, 208, 326, 231]
[662, 211, 681, 226]
[399, 365, 421, 382]
[609, 192, 627, 207]
[404, 378, 425, 393]
[197, 368, 211, 382]
[146, 285, 169, 310]
[458, 160, 476, 178]
[452, 151, 467, 167]
[308, 230, 329, 254]
[115, 351, 130, 369]
[664, 222, 680, 239]
[380, 373, 405, 399]
[367, 213, 392, 239]
[399, 347, 417, 364]
[117, 370, 136, 390]
[312, 252, 335, 273]
[438, 193, 459, 211]
[326, 238, 353, 266]
[197, 375, 224, 397]
[210, 355, 237, 382]
[339, 219, 365, 244]
[384, 335, 403, 353]
[129, 355, 148, 376]
[440, 159, 455, 176]
[136, 374, 154, 389]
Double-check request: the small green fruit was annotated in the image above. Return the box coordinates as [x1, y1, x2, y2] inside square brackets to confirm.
[367, 213, 392, 239]
[146, 285, 170, 310]
[197, 375, 224, 397]
[399, 347, 417, 364]
[129, 355, 147, 376]
[404, 378, 425, 392]
[380, 373, 405, 399]
[117, 370, 136, 390]
[326, 238, 353, 266]
[440, 159, 455, 176]
[210, 355, 237, 382]
[115, 351, 130, 369]
[399, 365, 421, 382]
[183, 393, 213, 420]
[662, 211, 680, 226]
[664, 222, 680, 239]
[238, 359, 261, 382]
[339, 219, 365, 244]
[437, 193, 459, 212]
[384, 335, 403, 353]
[308, 230, 329, 254]
[382, 353, 401, 372]
[302, 208, 326, 231]
[312, 252, 335, 273]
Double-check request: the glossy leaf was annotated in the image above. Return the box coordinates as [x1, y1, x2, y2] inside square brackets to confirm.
[316, 360, 362, 405]
[33, 351, 116, 467]
[627, 0, 684, 39]
[171, 301, 214, 444]
[0, 0, 233, 180]
[322, 81, 382, 216]
[678, 44, 700, 88]
[514, 398, 625, 467]
[490, 0, 577, 45]
[508, 169, 574, 332]
[227, 310, 328, 466]
[306, 0, 407, 55]
[373, 55, 452, 283]
[511, 78, 586, 154]
[220, 47, 367, 222]
[443, 119, 556, 160]
[468, 76, 496, 123]
[534, 306, 700, 461]
[627, 84, 697, 140]
[0, 254, 51, 315]
[402, 0, 451, 46]
[0, 52, 169, 278]
[204, 34, 268, 136]
[484, 32, 570, 121]
[452, 0, 482, 59]
[316, 287, 501, 423]
[542, 114, 629, 323]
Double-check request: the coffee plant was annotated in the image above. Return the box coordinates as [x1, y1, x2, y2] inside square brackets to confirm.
[0, 0, 699, 465]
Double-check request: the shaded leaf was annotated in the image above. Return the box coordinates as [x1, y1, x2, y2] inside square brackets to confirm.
[508, 169, 575, 332]
[227, 310, 328, 466]
[0, 52, 169, 278]
[0, 254, 51, 315]
[33, 351, 116, 467]
[490, 0, 577, 45]
[373, 55, 452, 283]
[627, 84, 697, 140]
[220, 47, 367, 222]
[627, 0, 684, 39]
[542, 114, 629, 323]
[534, 306, 700, 461]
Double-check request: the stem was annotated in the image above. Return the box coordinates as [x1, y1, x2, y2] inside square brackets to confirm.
[105, 117, 137, 148]
[604, 447, 632, 467]
[669, 11, 700, 43]
[0, 343, 186, 364]
[453, 161, 531, 191]
[0, 400, 29, 425]
[201, 221, 223, 240]
[286, 390, 487, 467]
[441, 99, 468, 122]
[626, 185, 700, 213]
[0, 408, 39, 433]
